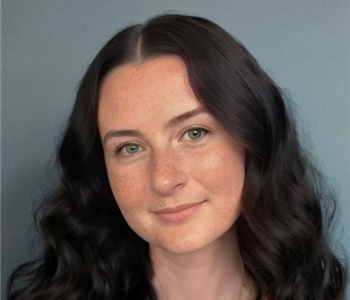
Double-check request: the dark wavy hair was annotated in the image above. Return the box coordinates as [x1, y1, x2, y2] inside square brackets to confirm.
[7, 13, 348, 300]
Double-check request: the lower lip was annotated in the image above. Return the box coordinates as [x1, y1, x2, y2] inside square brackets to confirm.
[155, 201, 205, 223]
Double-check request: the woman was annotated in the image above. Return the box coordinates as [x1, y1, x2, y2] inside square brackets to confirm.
[7, 13, 347, 300]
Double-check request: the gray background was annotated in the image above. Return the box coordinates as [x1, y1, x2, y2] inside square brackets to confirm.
[1, 0, 349, 298]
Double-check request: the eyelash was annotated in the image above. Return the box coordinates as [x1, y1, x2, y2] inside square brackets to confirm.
[115, 126, 210, 157]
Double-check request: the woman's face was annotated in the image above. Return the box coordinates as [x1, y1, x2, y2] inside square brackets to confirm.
[98, 55, 245, 254]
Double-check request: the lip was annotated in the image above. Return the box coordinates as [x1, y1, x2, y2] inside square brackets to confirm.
[154, 201, 205, 223]
[155, 201, 205, 213]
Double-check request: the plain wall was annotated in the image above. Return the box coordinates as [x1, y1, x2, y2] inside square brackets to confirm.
[2, 0, 349, 297]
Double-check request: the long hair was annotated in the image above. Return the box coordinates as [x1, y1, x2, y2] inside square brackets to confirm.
[7, 13, 348, 300]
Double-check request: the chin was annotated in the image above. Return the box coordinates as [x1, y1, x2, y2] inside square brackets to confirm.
[151, 232, 217, 255]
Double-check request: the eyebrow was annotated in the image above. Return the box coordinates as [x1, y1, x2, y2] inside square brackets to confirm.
[103, 106, 209, 146]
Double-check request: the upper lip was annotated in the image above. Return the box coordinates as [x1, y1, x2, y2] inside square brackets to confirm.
[155, 201, 205, 214]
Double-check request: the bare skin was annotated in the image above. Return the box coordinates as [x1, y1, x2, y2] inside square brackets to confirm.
[150, 226, 259, 300]
[98, 55, 259, 300]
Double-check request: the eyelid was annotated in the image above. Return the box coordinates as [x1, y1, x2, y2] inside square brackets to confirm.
[115, 126, 210, 157]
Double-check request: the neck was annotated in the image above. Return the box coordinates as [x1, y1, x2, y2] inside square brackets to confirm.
[149, 226, 258, 300]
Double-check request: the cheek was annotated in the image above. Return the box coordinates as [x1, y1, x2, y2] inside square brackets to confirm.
[106, 165, 158, 242]
[190, 142, 245, 199]
[190, 141, 245, 231]
[105, 164, 148, 215]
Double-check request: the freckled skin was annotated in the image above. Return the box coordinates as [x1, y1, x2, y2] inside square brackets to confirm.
[97, 55, 246, 255]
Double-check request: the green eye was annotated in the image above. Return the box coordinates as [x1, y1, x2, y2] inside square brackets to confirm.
[124, 144, 139, 154]
[116, 127, 209, 157]
[187, 128, 204, 140]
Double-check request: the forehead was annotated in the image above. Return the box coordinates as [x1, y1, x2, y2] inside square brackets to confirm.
[97, 55, 204, 133]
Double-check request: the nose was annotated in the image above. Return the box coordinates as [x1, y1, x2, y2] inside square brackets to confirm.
[149, 148, 188, 196]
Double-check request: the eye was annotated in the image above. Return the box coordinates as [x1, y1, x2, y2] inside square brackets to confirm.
[115, 127, 210, 157]
[183, 127, 209, 141]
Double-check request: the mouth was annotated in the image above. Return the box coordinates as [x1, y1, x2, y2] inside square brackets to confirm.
[154, 200, 206, 223]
